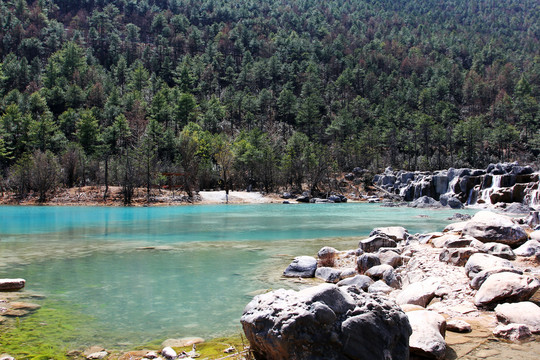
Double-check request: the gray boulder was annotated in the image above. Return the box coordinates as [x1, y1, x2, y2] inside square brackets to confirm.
[283, 256, 317, 278]
[495, 302, 540, 334]
[431, 234, 471, 248]
[464, 253, 515, 279]
[493, 323, 533, 342]
[378, 251, 402, 268]
[356, 253, 381, 274]
[160, 347, 176, 360]
[241, 284, 412, 360]
[365, 264, 400, 288]
[369, 226, 409, 241]
[439, 247, 479, 266]
[407, 310, 447, 360]
[514, 240, 540, 257]
[317, 246, 338, 267]
[0, 278, 26, 291]
[474, 272, 540, 309]
[482, 242, 516, 260]
[337, 275, 374, 291]
[396, 277, 441, 308]
[470, 268, 523, 290]
[367, 280, 393, 294]
[315, 267, 342, 283]
[358, 235, 397, 253]
[461, 211, 528, 246]
[503, 202, 533, 214]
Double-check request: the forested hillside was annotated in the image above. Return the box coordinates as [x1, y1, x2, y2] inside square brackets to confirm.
[0, 0, 539, 202]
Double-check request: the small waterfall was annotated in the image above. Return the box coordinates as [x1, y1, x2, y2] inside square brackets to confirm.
[478, 175, 503, 205]
[529, 189, 540, 208]
[447, 175, 460, 194]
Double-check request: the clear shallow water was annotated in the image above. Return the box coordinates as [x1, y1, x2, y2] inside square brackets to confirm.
[0, 204, 476, 348]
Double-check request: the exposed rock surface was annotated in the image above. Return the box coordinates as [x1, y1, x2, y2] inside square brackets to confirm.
[495, 302, 540, 333]
[241, 284, 412, 360]
[315, 267, 342, 283]
[336, 275, 373, 291]
[356, 253, 381, 274]
[483, 242, 516, 260]
[464, 253, 515, 278]
[396, 277, 441, 307]
[474, 272, 540, 309]
[365, 264, 400, 288]
[469, 268, 523, 290]
[369, 227, 409, 241]
[283, 256, 317, 278]
[0, 279, 25, 291]
[439, 247, 478, 266]
[358, 235, 397, 253]
[493, 323, 533, 342]
[514, 240, 540, 257]
[461, 211, 528, 246]
[407, 310, 447, 360]
[446, 319, 472, 333]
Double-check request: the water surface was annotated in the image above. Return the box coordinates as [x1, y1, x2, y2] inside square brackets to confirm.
[0, 204, 474, 348]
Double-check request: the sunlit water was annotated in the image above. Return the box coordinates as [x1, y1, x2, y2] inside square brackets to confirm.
[0, 204, 476, 348]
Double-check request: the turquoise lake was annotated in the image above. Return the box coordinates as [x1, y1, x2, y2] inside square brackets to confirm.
[0, 204, 475, 349]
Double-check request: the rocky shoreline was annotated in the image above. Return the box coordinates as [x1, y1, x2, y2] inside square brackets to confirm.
[242, 210, 540, 359]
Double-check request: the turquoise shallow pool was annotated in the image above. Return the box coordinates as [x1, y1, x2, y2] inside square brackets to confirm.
[0, 204, 475, 348]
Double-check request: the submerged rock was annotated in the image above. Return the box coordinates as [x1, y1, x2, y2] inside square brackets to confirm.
[241, 284, 412, 360]
[283, 256, 317, 278]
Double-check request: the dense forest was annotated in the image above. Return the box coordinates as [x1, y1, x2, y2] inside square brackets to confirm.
[0, 0, 539, 202]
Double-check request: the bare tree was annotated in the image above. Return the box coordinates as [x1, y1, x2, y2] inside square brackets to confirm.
[30, 150, 60, 203]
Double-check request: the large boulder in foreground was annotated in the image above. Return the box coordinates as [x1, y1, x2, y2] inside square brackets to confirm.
[495, 302, 540, 334]
[474, 272, 540, 309]
[241, 284, 412, 360]
[283, 256, 317, 278]
[461, 211, 527, 246]
[407, 310, 447, 360]
[0, 279, 25, 291]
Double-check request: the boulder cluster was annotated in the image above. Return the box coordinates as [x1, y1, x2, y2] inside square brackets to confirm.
[242, 211, 540, 359]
